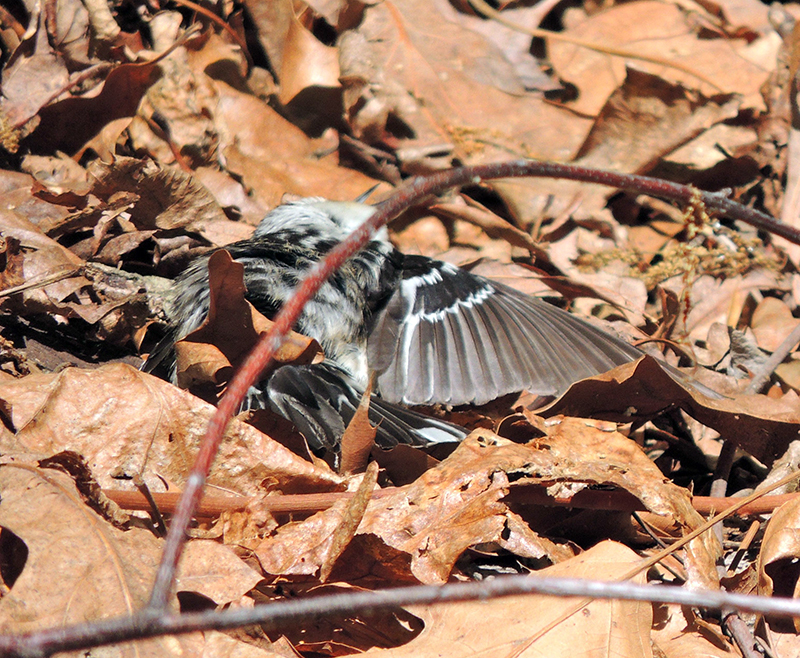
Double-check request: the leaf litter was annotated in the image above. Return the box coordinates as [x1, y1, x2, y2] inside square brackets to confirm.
[0, 0, 800, 655]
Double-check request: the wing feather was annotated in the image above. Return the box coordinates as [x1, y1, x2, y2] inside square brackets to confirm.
[370, 257, 649, 405]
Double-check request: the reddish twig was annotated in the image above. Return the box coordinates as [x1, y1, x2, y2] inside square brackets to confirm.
[147, 160, 799, 613]
[104, 487, 800, 518]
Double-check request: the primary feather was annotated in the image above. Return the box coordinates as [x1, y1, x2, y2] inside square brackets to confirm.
[146, 197, 676, 452]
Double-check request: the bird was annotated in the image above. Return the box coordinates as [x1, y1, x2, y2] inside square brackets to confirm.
[144, 197, 680, 454]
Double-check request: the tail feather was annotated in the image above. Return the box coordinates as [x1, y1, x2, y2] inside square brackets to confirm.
[263, 363, 466, 453]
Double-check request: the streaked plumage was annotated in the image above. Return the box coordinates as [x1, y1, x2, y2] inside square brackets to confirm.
[146, 198, 663, 453]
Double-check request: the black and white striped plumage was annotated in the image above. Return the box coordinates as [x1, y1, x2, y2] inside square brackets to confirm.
[146, 197, 651, 453]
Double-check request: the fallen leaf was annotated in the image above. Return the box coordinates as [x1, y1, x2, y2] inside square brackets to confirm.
[651, 604, 737, 657]
[576, 69, 741, 174]
[277, 13, 340, 105]
[338, 383, 378, 475]
[175, 250, 323, 395]
[751, 296, 800, 352]
[372, 541, 652, 658]
[544, 356, 800, 465]
[214, 80, 382, 207]
[0, 465, 196, 652]
[0, 364, 342, 495]
[548, 0, 774, 116]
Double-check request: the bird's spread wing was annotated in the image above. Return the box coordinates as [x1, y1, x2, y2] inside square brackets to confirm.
[261, 362, 466, 453]
[369, 256, 647, 406]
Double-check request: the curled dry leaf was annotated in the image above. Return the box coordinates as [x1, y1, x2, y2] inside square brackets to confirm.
[544, 356, 800, 465]
[376, 541, 652, 658]
[0, 363, 343, 495]
[256, 432, 575, 585]
[338, 382, 378, 476]
[87, 157, 228, 232]
[175, 249, 323, 394]
[507, 415, 720, 589]
[357, 431, 578, 584]
[758, 495, 800, 632]
[256, 420, 720, 587]
[256, 463, 379, 581]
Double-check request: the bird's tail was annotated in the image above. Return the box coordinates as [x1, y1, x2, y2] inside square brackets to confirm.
[258, 362, 467, 454]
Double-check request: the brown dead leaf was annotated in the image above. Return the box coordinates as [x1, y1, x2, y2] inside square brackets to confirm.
[756, 493, 800, 641]
[263, 581, 423, 654]
[175, 250, 323, 393]
[0, 16, 70, 147]
[357, 432, 575, 583]
[651, 604, 737, 657]
[548, 0, 774, 116]
[0, 465, 197, 653]
[193, 166, 268, 229]
[177, 539, 263, 604]
[257, 432, 576, 585]
[696, 322, 733, 367]
[758, 495, 800, 609]
[22, 60, 161, 156]
[0, 364, 342, 495]
[87, 157, 229, 232]
[751, 296, 800, 352]
[319, 462, 379, 582]
[277, 12, 340, 105]
[776, 359, 800, 391]
[356, 419, 718, 586]
[127, 29, 219, 167]
[518, 415, 719, 588]
[214, 80, 383, 207]
[455, 259, 557, 298]
[372, 541, 651, 658]
[22, 154, 91, 198]
[0, 464, 266, 654]
[390, 215, 450, 257]
[768, 631, 800, 658]
[440, 0, 562, 92]
[0, 209, 159, 345]
[339, 383, 378, 476]
[255, 474, 375, 578]
[0, 208, 88, 307]
[241, 0, 294, 76]
[576, 69, 741, 174]
[662, 271, 786, 343]
[431, 200, 540, 255]
[337, 0, 592, 221]
[544, 356, 800, 465]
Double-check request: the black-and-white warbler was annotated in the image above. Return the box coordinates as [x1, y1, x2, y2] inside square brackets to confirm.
[145, 198, 664, 453]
